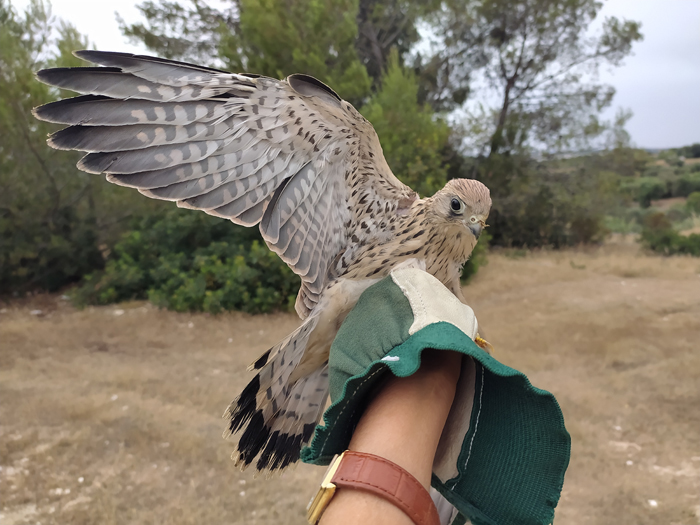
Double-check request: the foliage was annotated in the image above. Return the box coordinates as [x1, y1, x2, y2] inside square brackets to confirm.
[218, 0, 371, 103]
[356, 0, 440, 85]
[1, 1, 150, 294]
[119, 0, 644, 251]
[118, 0, 238, 65]
[121, 0, 441, 95]
[657, 149, 684, 167]
[618, 159, 700, 207]
[428, 0, 643, 154]
[687, 192, 700, 214]
[673, 173, 700, 199]
[621, 177, 667, 208]
[640, 213, 700, 257]
[672, 143, 700, 159]
[360, 50, 451, 196]
[480, 151, 624, 247]
[415, 0, 643, 248]
[2, 0, 653, 312]
[72, 209, 300, 313]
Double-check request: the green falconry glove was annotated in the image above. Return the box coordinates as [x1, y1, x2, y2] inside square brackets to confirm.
[301, 267, 571, 525]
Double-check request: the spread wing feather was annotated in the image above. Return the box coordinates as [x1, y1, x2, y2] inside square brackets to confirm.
[34, 95, 231, 127]
[48, 119, 239, 152]
[33, 50, 417, 318]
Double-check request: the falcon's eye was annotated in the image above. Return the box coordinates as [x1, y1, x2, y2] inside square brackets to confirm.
[450, 198, 464, 214]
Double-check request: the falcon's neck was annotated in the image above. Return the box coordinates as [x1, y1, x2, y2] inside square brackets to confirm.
[422, 219, 477, 291]
[406, 199, 476, 299]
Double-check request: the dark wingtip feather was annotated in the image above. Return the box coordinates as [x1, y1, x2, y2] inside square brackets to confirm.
[74, 49, 232, 74]
[254, 422, 317, 471]
[36, 67, 122, 91]
[225, 374, 260, 435]
[32, 95, 112, 124]
[236, 411, 270, 467]
[73, 49, 132, 63]
[249, 349, 271, 371]
[256, 432, 302, 471]
[47, 127, 79, 151]
[48, 125, 99, 150]
[224, 371, 311, 472]
[77, 152, 117, 174]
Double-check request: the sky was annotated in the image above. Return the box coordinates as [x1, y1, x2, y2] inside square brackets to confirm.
[11, 0, 700, 149]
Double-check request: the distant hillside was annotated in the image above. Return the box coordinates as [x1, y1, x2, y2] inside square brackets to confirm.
[644, 143, 700, 157]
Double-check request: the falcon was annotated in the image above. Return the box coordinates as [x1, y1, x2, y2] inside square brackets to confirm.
[33, 51, 491, 472]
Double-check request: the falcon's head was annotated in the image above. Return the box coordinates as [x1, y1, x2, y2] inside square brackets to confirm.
[431, 179, 492, 239]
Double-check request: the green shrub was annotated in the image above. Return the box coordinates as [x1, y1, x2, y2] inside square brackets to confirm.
[641, 229, 700, 256]
[73, 209, 300, 314]
[640, 212, 700, 256]
[658, 150, 684, 167]
[666, 204, 691, 223]
[671, 143, 700, 159]
[673, 173, 700, 198]
[687, 192, 700, 214]
[480, 154, 617, 247]
[621, 177, 668, 207]
[1, 206, 104, 294]
[73, 205, 493, 311]
[603, 215, 641, 234]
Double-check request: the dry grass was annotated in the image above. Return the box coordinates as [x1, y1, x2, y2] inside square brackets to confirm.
[2, 241, 700, 524]
[650, 196, 688, 210]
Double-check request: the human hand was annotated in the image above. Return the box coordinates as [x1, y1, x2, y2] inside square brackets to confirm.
[303, 268, 570, 525]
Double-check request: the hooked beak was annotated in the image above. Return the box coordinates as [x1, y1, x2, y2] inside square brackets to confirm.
[468, 221, 483, 239]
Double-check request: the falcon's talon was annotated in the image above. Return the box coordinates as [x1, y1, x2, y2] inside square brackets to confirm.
[32, 50, 492, 474]
[474, 334, 494, 355]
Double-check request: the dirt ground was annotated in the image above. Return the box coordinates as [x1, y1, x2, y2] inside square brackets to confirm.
[2, 240, 699, 525]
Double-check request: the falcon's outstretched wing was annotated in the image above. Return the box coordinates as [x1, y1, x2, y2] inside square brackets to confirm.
[33, 51, 417, 317]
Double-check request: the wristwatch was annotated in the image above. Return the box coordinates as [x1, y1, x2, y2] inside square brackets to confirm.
[306, 450, 440, 525]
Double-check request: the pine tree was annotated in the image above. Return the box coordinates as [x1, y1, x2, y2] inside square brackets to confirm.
[361, 50, 450, 197]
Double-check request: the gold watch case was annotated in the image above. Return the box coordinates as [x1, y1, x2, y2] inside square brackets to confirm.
[306, 452, 346, 524]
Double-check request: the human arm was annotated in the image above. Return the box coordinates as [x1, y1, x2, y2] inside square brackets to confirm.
[319, 349, 462, 525]
[302, 268, 570, 525]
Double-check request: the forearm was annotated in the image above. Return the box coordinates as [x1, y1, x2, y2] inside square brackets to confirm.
[319, 349, 462, 525]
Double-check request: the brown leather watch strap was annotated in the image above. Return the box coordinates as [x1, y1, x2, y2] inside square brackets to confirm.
[331, 450, 440, 525]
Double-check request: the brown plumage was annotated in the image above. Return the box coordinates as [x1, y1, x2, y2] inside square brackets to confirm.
[33, 51, 492, 472]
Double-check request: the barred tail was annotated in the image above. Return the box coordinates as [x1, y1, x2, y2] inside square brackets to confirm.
[223, 314, 327, 471]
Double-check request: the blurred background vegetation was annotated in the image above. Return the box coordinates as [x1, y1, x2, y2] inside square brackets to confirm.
[2, 0, 698, 313]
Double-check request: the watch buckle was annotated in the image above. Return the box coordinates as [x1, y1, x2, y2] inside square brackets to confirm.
[306, 452, 345, 524]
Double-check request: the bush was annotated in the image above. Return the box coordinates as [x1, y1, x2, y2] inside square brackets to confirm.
[673, 173, 700, 198]
[621, 177, 668, 207]
[658, 150, 684, 167]
[478, 153, 617, 247]
[687, 192, 700, 214]
[603, 215, 641, 235]
[72, 209, 300, 314]
[666, 204, 691, 223]
[640, 212, 700, 256]
[672, 143, 700, 159]
[1, 206, 104, 294]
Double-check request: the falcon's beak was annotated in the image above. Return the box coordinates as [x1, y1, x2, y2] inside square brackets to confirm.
[468, 221, 483, 239]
